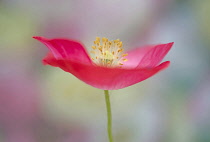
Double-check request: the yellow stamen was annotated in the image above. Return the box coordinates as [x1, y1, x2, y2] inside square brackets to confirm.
[122, 59, 128, 62]
[122, 53, 128, 57]
[92, 46, 96, 49]
[91, 51, 95, 54]
[90, 37, 128, 67]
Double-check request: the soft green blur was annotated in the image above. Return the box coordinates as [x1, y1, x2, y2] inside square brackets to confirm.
[0, 0, 210, 142]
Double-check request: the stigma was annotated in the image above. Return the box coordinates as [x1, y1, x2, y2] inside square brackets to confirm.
[90, 37, 128, 67]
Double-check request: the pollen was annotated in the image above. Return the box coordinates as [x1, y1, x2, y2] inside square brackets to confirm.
[90, 37, 128, 67]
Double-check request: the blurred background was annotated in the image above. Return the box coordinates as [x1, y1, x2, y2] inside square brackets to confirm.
[0, 0, 210, 142]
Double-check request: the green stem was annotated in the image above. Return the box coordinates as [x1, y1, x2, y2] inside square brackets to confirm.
[104, 90, 114, 142]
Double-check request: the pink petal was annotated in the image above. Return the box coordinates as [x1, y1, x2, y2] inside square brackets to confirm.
[123, 45, 153, 68]
[33, 36, 92, 64]
[42, 52, 70, 73]
[138, 42, 174, 68]
[123, 42, 173, 68]
[42, 52, 58, 66]
[43, 56, 170, 90]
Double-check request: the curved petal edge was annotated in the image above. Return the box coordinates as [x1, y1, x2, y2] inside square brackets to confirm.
[33, 36, 92, 64]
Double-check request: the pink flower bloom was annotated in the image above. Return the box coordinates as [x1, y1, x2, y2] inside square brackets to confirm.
[33, 36, 173, 90]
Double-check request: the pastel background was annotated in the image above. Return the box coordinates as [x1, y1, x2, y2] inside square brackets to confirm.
[0, 0, 210, 142]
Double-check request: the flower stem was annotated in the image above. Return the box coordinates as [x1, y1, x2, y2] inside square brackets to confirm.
[104, 90, 114, 142]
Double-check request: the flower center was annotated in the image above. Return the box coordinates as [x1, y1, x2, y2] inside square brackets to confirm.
[90, 37, 128, 67]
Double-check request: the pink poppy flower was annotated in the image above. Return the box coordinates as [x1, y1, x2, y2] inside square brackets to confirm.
[33, 36, 173, 90]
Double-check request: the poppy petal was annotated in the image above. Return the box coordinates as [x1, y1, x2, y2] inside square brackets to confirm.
[43, 52, 71, 73]
[123, 45, 153, 68]
[44, 58, 170, 90]
[42, 52, 57, 66]
[123, 43, 173, 68]
[33, 36, 92, 64]
[138, 42, 173, 68]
